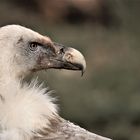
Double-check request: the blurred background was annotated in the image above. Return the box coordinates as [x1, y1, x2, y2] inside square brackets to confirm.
[0, 0, 140, 139]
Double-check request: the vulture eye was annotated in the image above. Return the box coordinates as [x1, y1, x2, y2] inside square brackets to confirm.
[29, 42, 38, 51]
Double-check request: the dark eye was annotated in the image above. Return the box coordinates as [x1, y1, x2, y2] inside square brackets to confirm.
[29, 42, 38, 51]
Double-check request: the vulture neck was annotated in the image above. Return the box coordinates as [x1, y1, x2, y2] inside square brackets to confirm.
[0, 70, 58, 140]
[0, 67, 29, 83]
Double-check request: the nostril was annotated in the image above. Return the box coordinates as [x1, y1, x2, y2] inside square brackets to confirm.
[60, 48, 65, 54]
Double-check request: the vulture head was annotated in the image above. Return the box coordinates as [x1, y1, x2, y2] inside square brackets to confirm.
[0, 25, 111, 140]
[0, 25, 87, 140]
[0, 25, 86, 80]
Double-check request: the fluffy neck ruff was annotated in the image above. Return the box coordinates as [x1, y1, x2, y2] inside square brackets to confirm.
[0, 77, 58, 140]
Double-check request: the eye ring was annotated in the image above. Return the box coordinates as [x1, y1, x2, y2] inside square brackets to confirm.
[29, 42, 38, 51]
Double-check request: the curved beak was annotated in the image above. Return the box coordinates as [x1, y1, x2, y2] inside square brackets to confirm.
[47, 42, 86, 75]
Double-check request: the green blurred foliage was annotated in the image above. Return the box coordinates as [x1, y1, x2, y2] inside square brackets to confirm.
[0, 0, 140, 140]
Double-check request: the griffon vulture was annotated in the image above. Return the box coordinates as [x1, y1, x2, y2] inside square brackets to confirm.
[0, 25, 111, 140]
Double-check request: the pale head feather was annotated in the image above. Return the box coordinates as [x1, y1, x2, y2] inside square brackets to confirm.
[0, 25, 57, 140]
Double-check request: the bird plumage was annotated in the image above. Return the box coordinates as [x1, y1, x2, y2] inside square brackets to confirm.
[0, 25, 110, 140]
